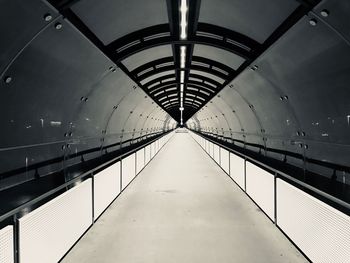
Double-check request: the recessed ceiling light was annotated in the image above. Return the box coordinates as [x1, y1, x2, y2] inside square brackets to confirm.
[180, 0, 188, 40]
[180, 46, 186, 68]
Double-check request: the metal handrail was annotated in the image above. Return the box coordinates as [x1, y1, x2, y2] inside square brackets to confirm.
[201, 131, 350, 173]
[0, 130, 172, 223]
[191, 130, 350, 211]
[0, 131, 164, 179]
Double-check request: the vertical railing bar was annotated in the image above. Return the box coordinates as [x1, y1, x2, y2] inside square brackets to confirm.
[120, 158, 123, 192]
[229, 151, 231, 177]
[274, 172, 278, 225]
[13, 214, 19, 263]
[244, 159, 247, 192]
[91, 173, 95, 224]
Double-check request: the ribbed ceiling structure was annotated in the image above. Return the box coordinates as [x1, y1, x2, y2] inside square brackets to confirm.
[47, 0, 316, 124]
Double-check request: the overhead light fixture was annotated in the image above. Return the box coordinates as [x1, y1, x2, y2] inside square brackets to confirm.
[180, 71, 184, 83]
[180, 46, 186, 69]
[180, 84, 184, 92]
[180, 110, 183, 126]
[180, 0, 188, 40]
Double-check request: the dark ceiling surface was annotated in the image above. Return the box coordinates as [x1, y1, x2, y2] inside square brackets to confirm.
[0, 0, 349, 194]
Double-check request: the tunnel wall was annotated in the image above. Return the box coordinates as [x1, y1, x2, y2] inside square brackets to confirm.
[187, 0, 350, 185]
[0, 0, 176, 190]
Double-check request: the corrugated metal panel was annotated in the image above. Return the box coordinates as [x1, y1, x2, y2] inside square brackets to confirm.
[246, 162, 274, 221]
[94, 162, 120, 219]
[213, 144, 220, 164]
[277, 179, 350, 263]
[0, 226, 14, 263]
[152, 142, 157, 158]
[121, 153, 136, 189]
[136, 148, 145, 174]
[18, 179, 92, 263]
[200, 137, 204, 148]
[159, 137, 163, 148]
[208, 142, 213, 157]
[145, 145, 151, 164]
[156, 140, 159, 153]
[220, 148, 229, 174]
[229, 153, 245, 189]
[150, 142, 155, 159]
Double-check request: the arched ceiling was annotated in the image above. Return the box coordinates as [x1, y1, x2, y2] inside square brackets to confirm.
[46, 0, 318, 124]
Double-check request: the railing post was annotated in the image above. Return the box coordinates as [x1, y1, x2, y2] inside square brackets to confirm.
[120, 158, 123, 192]
[91, 173, 95, 224]
[13, 214, 19, 263]
[274, 172, 278, 225]
[244, 159, 247, 192]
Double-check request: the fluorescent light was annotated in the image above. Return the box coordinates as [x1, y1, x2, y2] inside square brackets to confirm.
[180, 0, 188, 40]
[180, 46, 186, 69]
[180, 84, 184, 92]
[180, 108, 183, 125]
[180, 71, 184, 83]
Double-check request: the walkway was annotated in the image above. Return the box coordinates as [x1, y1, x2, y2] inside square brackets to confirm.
[62, 132, 307, 263]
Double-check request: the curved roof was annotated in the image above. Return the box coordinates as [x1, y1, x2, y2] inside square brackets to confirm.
[48, 0, 305, 123]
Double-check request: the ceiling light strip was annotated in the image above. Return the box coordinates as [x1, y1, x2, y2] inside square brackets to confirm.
[180, 46, 186, 69]
[180, 0, 188, 40]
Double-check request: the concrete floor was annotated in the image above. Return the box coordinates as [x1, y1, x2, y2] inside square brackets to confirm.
[62, 132, 308, 263]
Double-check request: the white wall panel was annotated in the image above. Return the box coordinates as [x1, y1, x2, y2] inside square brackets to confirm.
[229, 153, 245, 189]
[156, 140, 159, 153]
[136, 148, 145, 174]
[19, 179, 92, 263]
[94, 162, 120, 219]
[213, 144, 220, 164]
[277, 179, 350, 263]
[145, 145, 151, 164]
[208, 142, 213, 157]
[121, 153, 136, 190]
[152, 142, 157, 158]
[246, 162, 274, 221]
[150, 142, 155, 159]
[0, 226, 14, 263]
[205, 140, 208, 153]
[220, 148, 230, 174]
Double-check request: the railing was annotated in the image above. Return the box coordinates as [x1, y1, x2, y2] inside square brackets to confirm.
[0, 130, 172, 223]
[190, 130, 350, 214]
[200, 130, 350, 174]
[0, 130, 165, 184]
[0, 130, 174, 263]
[189, 129, 350, 263]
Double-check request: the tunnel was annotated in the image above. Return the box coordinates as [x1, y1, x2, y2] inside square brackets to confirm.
[0, 0, 349, 262]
